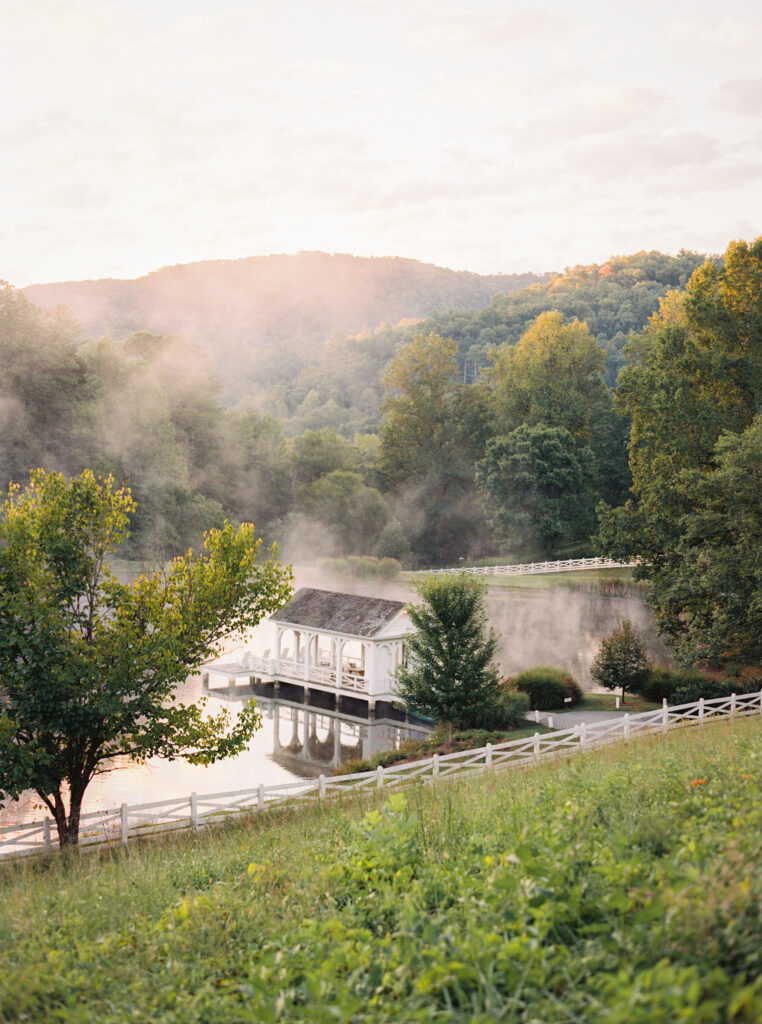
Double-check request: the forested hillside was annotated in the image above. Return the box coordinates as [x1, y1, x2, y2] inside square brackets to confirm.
[23, 253, 546, 403]
[2, 246, 726, 571]
[273, 250, 705, 436]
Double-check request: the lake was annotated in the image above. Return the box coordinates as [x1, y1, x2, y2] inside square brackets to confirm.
[0, 568, 668, 827]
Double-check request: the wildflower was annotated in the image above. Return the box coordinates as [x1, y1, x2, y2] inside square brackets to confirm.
[689, 779, 706, 787]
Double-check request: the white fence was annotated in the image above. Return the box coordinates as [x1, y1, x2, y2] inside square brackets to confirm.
[426, 556, 636, 577]
[1, 690, 760, 859]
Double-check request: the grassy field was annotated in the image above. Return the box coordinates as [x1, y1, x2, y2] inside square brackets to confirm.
[1, 717, 761, 1022]
[402, 566, 642, 594]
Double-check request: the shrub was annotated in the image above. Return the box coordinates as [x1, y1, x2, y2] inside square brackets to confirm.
[642, 666, 761, 704]
[591, 619, 649, 703]
[512, 667, 582, 710]
[466, 691, 530, 729]
[640, 666, 715, 703]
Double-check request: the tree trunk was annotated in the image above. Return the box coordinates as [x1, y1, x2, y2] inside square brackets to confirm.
[50, 784, 86, 847]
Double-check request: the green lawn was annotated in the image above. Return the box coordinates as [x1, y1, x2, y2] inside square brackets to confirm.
[1, 717, 760, 1022]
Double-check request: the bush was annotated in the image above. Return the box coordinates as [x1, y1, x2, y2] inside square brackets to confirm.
[642, 666, 761, 704]
[512, 667, 582, 710]
[591, 619, 649, 702]
[640, 666, 715, 702]
[466, 691, 530, 729]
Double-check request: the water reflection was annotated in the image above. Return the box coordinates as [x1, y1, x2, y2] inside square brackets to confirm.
[0, 679, 430, 828]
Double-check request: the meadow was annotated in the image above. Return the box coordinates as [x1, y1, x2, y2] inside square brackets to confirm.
[0, 717, 760, 1022]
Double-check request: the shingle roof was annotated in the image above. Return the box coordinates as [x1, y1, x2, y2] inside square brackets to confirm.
[270, 588, 406, 637]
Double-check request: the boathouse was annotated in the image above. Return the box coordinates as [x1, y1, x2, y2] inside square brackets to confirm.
[203, 587, 412, 713]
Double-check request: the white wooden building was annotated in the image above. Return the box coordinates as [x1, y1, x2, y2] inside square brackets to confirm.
[203, 587, 412, 710]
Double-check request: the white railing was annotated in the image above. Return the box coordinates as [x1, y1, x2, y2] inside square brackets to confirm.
[426, 556, 636, 577]
[2, 690, 759, 859]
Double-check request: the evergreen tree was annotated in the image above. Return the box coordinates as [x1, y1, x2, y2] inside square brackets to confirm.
[395, 574, 501, 734]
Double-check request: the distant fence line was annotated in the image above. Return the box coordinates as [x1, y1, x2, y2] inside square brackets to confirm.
[1, 690, 760, 861]
[424, 556, 636, 577]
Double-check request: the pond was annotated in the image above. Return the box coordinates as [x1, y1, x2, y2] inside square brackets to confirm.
[0, 568, 669, 828]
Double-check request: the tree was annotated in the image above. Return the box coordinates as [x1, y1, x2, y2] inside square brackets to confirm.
[476, 424, 596, 556]
[377, 333, 491, 564]
[0, 469, 293, 846]
[590, 619, 649, 704]
[303, 470, 391, 554]
[486, 310, 610, 442]
[597, 239, 762, 664]
[394, 574, 501, 734]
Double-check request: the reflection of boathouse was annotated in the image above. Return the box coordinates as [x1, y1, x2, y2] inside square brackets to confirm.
[269, 700, 429, 774]
[203, 588, 412, 715]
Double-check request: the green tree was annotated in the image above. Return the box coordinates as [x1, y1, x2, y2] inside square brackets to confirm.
[304, 470, 391, 554]
[487, 310, 610, 442]
[377, 334, 491, 564]
[394, 574, 501, 734]
[476, 424, 596, 556]
[590, 619, 649, 704]
[597, 239, 762, 664]
[0, 469, 293, 846]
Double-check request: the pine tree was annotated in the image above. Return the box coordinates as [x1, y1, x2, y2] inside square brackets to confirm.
[395, 573, 501, 734]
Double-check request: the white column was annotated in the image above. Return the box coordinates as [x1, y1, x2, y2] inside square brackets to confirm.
[368, 642, 378, 696]
[304, 631, 312, 681]
[336, 639, 344, 690]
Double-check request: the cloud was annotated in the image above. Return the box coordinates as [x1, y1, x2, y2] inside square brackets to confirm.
[518, 85, 668, 147]
[418, 7, 568, 47]
[715, 78, 762, 117]
[667, 16, 761, 51]
[566, 130, 721, 182]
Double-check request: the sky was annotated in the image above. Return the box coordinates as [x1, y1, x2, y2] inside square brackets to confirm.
[2, 0, 761, 286]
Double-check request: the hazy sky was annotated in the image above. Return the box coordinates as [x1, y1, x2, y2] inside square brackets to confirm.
[3, 0, 761, 286]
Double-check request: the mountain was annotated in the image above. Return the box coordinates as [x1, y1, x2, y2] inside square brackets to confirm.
[23, 252, 549, 401]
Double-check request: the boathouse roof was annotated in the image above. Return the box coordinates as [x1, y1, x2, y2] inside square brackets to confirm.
[270, 588, 406, 637]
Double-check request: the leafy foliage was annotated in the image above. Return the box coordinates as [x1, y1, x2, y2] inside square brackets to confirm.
[394, 573, 502, 731]
[511, 666, 583, 709]
[3, 718, 762, 1021]
[597, 239, 762, 665]
[0, 469, 292, 845]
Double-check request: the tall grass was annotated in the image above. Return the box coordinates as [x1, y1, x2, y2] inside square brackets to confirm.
[1, 718, 761, 1022]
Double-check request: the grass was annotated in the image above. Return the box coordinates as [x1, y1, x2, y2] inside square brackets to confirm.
[402, 566, 640, 593]
[1, 717, 761, 1022]
[577, 691, 660, 712]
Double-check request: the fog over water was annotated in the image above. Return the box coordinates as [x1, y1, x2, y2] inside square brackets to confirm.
[0, 567, 667, 828]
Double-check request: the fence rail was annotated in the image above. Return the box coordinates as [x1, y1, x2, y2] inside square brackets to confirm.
[425, 556, 636, 577]
[2, 691, 760, 859]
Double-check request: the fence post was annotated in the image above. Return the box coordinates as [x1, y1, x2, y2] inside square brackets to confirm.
[662, 698, 669, 733]
[377, 765, 385, 789]
[432, 754, 440, 779]
[319, 774, 326, 799]
[731, 693, 737, 716]
[534, 709, 540, 724]
[257, 783, 265, 811]
[190, 792, 198, 832]
[699, 697, 705, 725]
[120, 803, 129, 847]
[623, 714, 630, 741]
[485, 742, 493, 769]
[758, 689, 762, 715]
[580, 722, 587, 749]
[43, 818, 52, 851]
[533, 732, 540, 763]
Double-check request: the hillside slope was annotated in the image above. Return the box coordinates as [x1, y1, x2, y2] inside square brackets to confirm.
[23, 252, 548, 401]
